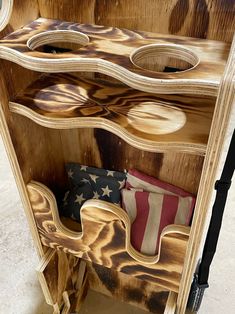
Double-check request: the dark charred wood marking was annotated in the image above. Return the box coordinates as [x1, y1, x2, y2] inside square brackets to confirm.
[145, 291, 169, 313]
[123, 286, 145, 303]
[190, 0, 210, 39]
[169, 0, 189, 34]
[93, 263, 120, 294]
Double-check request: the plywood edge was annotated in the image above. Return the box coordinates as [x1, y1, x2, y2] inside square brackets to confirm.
[0, 0, 13, 32]
[27, 180, 190, 266]
[36, 248, 56, 306]
[9, 101, 206, 156]
[27, 180, 81, 239]
[0, 46, 219, 96]
[177, 35, 235, 313]
[0, 18, 229, 96]
[164, 291, 177, 314]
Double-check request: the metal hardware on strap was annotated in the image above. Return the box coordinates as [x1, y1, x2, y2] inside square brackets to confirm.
[214, 180, 231, 192]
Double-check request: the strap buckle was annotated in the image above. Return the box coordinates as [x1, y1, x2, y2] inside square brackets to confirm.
[214, 180, 231, 192]
[187, 274, 209, 312]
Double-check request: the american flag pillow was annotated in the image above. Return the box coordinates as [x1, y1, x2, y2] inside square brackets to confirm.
[60, 164, 126, 222]
[122, 169, 195, 256]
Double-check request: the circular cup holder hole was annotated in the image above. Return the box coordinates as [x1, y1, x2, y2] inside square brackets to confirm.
[27, 30, 90, 54]
[130, 44, 199, 73]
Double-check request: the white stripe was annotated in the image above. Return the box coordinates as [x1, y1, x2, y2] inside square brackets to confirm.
[127, 173, 175, 195]
[141, 193, 163, 255]
[174, 197, 192, 224]
[122, 190, 137, 223]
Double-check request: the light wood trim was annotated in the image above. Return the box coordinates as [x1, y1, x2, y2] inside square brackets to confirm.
[61, 291, 71, 314]
[177, 35, 235, 313]
[0, 0, 13, 32]
[36, 248, 56, 306]
[27, 29, 90, 50]
[164, 292, 177, 314]
[0, 18, 230, 96]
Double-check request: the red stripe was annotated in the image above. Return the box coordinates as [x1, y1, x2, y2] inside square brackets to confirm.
[155, 194, 179, 253]
[131, 191, 150, 252]
[128, 169, 194, 197]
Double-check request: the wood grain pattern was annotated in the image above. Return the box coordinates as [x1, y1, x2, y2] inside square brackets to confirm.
[0, 0, 39, 39]
[87, 262, 176, 313]
[37, 0, 235, 43]
[10, 73, 215, 155]
[0, 18, 230, 95]
[0, 2, 234, 314]
[27, 181, 190, 293]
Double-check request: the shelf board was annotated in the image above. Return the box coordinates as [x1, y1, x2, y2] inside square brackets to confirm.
[9, 73, 215, 155]
[0, 18, 230, 95]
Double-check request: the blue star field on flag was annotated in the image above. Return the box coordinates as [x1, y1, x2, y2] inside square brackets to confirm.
[60, 163, 126, 222]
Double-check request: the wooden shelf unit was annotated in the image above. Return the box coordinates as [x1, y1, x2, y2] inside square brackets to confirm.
[9, 73, 215, 155]
[0, 1, 234, 314]
[0, 17, 230, 96]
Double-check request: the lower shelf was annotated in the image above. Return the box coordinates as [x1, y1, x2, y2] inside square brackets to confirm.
[28, 180, 190, 293]
[37, 248, 177, 314]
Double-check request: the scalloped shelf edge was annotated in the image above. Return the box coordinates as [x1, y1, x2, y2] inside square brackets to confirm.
[9, 101, 207, 155]
[27, 180, 190, 292]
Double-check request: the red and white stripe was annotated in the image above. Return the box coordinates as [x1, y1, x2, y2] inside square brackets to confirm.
[122, 169, 195, 256]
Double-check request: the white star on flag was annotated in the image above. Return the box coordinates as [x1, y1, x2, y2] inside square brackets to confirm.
[107, 170, 114, 176]
[63, 191, 69, 205]
[71, 213, 77, 220]
[68, 169, 74, 178]
[75, 193, 86, 205]
[93, 191, 99, 199]
[118, 179, 126, 189]
[81, 178, 90, 184]
[89, 174, 99, 183]
[80, 165, 88, 171]
[102, 185, 112, 197]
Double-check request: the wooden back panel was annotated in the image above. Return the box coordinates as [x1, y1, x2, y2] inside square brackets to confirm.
[38, 0, 235, 42]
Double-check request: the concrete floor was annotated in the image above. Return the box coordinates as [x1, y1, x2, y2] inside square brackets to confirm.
[0, 121, 234, 313]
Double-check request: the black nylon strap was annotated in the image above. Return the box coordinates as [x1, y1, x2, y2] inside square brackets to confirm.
[198, 129, 235, 285]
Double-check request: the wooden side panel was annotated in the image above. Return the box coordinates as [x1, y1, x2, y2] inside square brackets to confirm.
[177, 37, 235, 313]
[87, 262, 171, 313]
[37, 0, 235, 42]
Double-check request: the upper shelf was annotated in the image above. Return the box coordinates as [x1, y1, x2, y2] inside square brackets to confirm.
[0, 18, 230, 96]
[9, 73, 215, 155]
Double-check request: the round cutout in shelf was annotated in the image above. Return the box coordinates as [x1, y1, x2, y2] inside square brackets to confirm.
[0, 0, 13, 32]
[127, 101, 186, 135]
[27, 30, 90, 54]
[130, 44, 199, 73]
